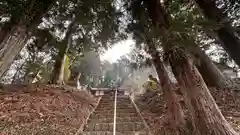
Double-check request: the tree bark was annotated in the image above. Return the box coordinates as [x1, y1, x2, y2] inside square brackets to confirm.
[0, 26, 28, 78]
[51, 47, 69, 84]
[59, 55, 67, 84]
[0, 19, 17, 44]
[168, 48, 237, 135]
[51, 54, 63, 84]
[191, 45, 228, 88]
[51, 20, 75, 84]
[195, 0, 240, 67]
[143, 1, 188, 133]
[145, 0, 236, 133]
[0, 0, 57, 79]
[147, 41, 186, 133]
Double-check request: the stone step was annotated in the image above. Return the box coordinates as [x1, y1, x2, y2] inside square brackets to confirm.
[101, 96, 129, 98]
[97, 105, 134, 109]
[96, 107, 135, 111]
[91, 112, 138, 117]
[84, 122, 146, 132]
[99, 100, 130, 103]
[100, 97, 129, 100]
[99, 100, 131, 103]
[88, 116, 142, 123]
[93, 110, 137, 116]
[82, 95, 150, 135]
[82, 131, 148, 135]
[98, 102, 130, 105]
[97, 104, 132, 108]
[97, 105, 132, 108]
[89, 113, 138, 119]
[98, 104, 132, 107]
[97, 104, 133, 108]
[98, 103, 131, 106]
[100, 101, 131, 104]
[94, 109, 136, 114]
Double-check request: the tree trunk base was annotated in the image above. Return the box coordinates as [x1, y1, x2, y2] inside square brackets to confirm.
[157, 113, 192, 135]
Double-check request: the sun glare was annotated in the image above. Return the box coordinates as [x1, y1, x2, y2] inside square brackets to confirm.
[101, 39, 135, 63]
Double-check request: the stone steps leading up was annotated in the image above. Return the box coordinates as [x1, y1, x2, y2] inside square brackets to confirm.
[87, 117, 143, 123]
[94, 109, 137, 114]
[96, 106, 135, 110]
[90, 112, 138, 117]
[80, 92, 150, 135]
[82, 131, 148, 135]
[84, 122, 145, 131]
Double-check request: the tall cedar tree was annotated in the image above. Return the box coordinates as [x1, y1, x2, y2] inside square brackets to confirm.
[145, 0, 237, 134]
[0, 0, 57, 78]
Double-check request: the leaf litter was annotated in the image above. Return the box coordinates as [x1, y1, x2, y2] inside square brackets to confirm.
[0, 84, 98, 135]
[136, 86, 240, 134]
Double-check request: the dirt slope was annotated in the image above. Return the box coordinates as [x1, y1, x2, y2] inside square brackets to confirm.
[136, 87, 240, 134]
[0, 84, 98, 135]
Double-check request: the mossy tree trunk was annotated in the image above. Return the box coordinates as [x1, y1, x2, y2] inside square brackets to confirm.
[51, 20, 75, 84]
[0, 0, 57, 79]
[168, 47, 237, 135]
[146, 40, 186, 134]
[0, 26, 28, 78]
[145, 0, 237, 134]
[191, 45, 228, 88]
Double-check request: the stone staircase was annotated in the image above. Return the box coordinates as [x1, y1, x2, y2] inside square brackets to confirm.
[81, 91, 150, 135]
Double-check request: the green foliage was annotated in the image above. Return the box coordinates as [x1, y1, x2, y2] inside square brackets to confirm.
[1, 0, 56, 27]
[123, 0, 236, 70]
[3, 0, 239, 84]
[5, 0, 126, 84]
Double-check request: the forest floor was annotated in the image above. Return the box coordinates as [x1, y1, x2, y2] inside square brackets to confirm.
[0, 84, 98, 135]
[1, 83, 240, 135]
[136, 85, 240, 134]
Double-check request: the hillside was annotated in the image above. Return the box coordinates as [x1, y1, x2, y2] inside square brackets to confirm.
[0, 84, 98, 135]
[136, 86, 240, 134]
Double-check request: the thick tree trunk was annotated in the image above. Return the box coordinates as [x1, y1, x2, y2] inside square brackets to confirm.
[192, 45, 228, 88]
[0, 20, 17, 44]
[216, 27, 240, 66]
[143, 1, 187, 132]
[58, 54, 67, 84]
[195, 0, 240, 67]
[168, 48, 237, 135]
[147, 42, 186, 133]
[0, 0, 56, 44]
[51, 20, 75, 84]
[0, 26, 28, 78]
[145, 0, 236, 133]
[51, 49, 68, 84]
[0, 0, 57, 79]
